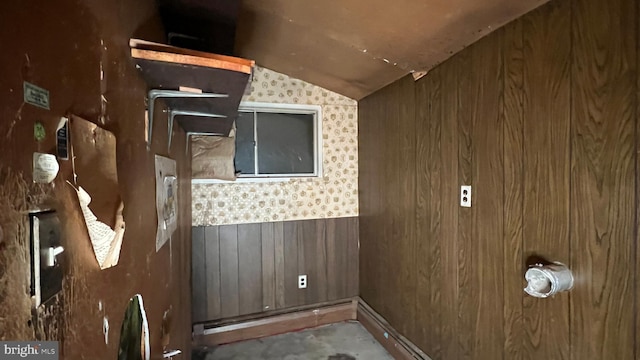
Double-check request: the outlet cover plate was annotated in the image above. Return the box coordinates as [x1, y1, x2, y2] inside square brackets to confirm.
[461, 185, 472, 207]
[298, 275, 307, 289]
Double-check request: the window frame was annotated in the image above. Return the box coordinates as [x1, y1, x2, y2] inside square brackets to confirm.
[191, 101, 323, 184]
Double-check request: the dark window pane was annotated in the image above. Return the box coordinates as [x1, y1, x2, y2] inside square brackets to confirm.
[235, 111, 255, 175]
[256, 112, 314, 174]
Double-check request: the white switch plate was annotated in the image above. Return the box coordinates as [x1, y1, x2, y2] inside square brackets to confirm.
[298, 275, 307, 289]
[460, 185, 472, 207]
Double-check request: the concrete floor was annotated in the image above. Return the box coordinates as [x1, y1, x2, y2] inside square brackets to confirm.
[199, 321, 393, 360]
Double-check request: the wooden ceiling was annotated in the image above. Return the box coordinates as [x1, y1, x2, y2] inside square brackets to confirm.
[162, 0, 549, 100]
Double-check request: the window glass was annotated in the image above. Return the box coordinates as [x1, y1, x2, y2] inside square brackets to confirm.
[232, 103, 320, 179]
[256, 112, 315, 175]
[235, 111, 255, 175]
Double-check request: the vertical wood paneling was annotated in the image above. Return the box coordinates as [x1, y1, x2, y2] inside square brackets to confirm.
[382, 81, 399, 325]
[470, 32, 504, 358]
[455, 46, 475, 360]
[261, 222, 275, 311]
[367, 89, 384, 315]
[296, 220, 307, 305]
[415, 67, 442, 356]
[439, 55, 460, 360]
[191, 226, 206, 323]
[502, 19, 525, 360]
[300, 220, 316, 304]
[358, 0, 639, 359]
[372, 88, 386, 316]
[205, 226, 221, 320]
[398, 76, 417, 340]
[315, 220, 329, 303]
[274, 221, 286, 309]
[637, 1, 640, 357]
[193, 217, 359, 322]
[219, 225, 240, 318]
[346, 217, 359, 298]
[331, 218, 349, 299]
[358, 95, 373, 304]
[238, 223, 263, 315]
[451, 33, 506, 359]
[522, 2, 571, 358]
[426, 70, 443, 359]
[283, 221, 299, 307]
[570, 0, 636, 357]
[325, 218, 338, 301]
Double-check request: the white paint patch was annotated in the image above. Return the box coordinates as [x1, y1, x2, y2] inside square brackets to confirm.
[33, 153, 59, 183]
[163, 350, 182, 358]
[103, 316, 109, 345]
[100, 39, 108, 125]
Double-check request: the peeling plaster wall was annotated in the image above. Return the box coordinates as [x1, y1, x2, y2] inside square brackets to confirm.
[192, 66, 358, 226]
[1, 1, 192, 357]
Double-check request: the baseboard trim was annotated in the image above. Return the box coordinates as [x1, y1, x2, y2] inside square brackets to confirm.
[193, 297, 431, 360]
[357, 298, 432, 360]
[194, 299, 358, 346]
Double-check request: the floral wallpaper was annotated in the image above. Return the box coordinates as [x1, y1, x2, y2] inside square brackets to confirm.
[191, 66, 358, 226]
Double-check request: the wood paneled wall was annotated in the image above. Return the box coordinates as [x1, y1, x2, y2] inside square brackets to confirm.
[192, 217, 359, 323]
[358, 0, 637, 358]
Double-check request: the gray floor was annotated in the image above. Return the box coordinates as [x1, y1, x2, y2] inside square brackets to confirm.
[201, 321, 394, 360]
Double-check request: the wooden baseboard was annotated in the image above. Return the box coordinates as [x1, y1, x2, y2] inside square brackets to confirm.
[195, 298, 358, 329]
[193, 297, 431, 360]
[194, 299, 358, 346]
[357, 298, 432, 360]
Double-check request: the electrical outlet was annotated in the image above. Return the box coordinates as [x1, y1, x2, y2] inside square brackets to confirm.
[298, 275, 307, 289]
[460, 185, 472, 207]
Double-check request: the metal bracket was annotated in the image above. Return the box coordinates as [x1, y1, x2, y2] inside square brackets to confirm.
[167, 110, 226, 150]
[147, 89, 228, 148]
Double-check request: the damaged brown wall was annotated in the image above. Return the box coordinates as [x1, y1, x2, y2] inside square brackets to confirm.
[0, 0, 193, 358]
[359, 0, 637, 358]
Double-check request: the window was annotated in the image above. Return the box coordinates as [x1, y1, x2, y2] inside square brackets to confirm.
[234, 102, 322, 179]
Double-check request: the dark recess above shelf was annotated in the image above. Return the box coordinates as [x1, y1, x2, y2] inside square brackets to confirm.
[156, 0, 239, 55]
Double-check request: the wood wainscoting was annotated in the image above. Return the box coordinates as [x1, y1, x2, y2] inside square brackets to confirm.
[192, 217, 359, 324]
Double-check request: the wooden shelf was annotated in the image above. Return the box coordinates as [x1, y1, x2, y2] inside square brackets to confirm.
[130, 39, 254, 145]
[130, 39, 253, 73]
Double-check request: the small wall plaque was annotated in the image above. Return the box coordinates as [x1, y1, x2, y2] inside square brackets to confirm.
[24, 81, 50, 110]
[56, 117, 69, 160]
